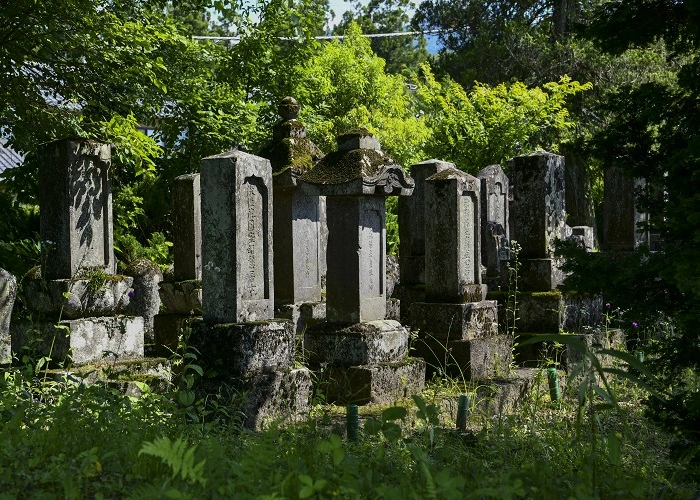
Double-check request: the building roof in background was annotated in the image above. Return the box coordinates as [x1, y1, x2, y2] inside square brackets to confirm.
[0, 140, 25, 175]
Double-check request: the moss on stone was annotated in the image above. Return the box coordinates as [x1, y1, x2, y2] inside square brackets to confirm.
[259, 136, 322, 175]
[338, 127, 373, 139]
[25, 266, 41, 279]
[124, 258, 161, 277]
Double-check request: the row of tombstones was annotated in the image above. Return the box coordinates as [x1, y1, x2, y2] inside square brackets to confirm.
[0, 99, 648, 427]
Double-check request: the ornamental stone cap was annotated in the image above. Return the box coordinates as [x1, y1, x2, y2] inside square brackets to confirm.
[426, 165, 479, 192]
[299, 129, 414, 197]
[258, 97, 324, 179]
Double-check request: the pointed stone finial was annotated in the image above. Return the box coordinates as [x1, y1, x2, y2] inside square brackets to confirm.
[278, 96, 300, 121]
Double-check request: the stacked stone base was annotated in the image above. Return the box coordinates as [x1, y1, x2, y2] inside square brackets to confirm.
[487, 290, 603, 334]
[305, 320, 425, 404]
[412, 336, 511, 380]
[275, 301, 326, 338]
[11, 316, 145, 365]
[191, 319, 312, 430]
[410, 300, 498, 340]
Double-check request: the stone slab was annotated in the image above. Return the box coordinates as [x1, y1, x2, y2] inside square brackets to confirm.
[395, 284, 426, 324]
[412, 336, 512, 380]
[39, 139, 115, 279]
[172, 173, 202, 281]
[201, 149, 274, 323]
[410, 301, 498, 341]
[275, 301, 326, 338]
[1, 269, 18, 365]
[11, 316, 144, 365]
[236, 368, 313, 430]
[23, 277, 133, 319]
[153, 314, 202, 357]
[304, 320, 409, 367]
[322, 358, 426, 405]
[191, 319, 294, 377]
[125, 259, 163, 345]
[159, 280, 203, 315]
[509, 151, 566, 259]
[512, 258, 566, 292]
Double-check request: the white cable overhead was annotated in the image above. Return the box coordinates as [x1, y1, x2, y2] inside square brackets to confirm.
[191, 29, 447, 42]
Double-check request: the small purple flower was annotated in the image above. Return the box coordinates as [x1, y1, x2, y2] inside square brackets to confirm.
[632, 321, 639, 329]
[128, 290, 135, 298]
[605, 303, 611, 309]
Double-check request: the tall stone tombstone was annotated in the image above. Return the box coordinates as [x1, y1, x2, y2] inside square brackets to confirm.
[195, 147, 312, 430]
[410, 165, 505, 380]
[299, 130, 425, 404]
[172, 173, 202, 281]
[201, 149, 274, 323]
[510, 151, 566, 259]
[398, 159, 452, 286]
[478, 164, 510, 279]
[603, 167, 649, 251]
[424, 167, 482, 303]
[39, 139, 115, 279]
[258, 97, 324, 307]
[13, 138, 143, 365]
[0, 268, 17, 365]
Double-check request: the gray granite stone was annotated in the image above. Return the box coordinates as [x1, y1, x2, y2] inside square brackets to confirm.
[39, 139, 115, 279]
[325, 195, 387, 322]
[191, 319, 294, 377]
[200, 149, 274, 323]
[410, 301, 498, 341]
[304, 320, 409, 367]
[239, 368, 313, 430]
[12, 316, 144, 365]
[322, 358, 425, 405]
[159, 280, 203, 315]
[569, 225, 595, 251]
[275, 301, 326, 338]
[603, 167, 649, 251]
[509, 151, 566, 259]
[0, 268, 17, 364]
[398, 160, 453, 285]
[478, 164, 510, 276]
[172, 173, 202, 281]
[125, 259, 163, 344]
[424, 166, 482, 302]
[412, 335, 512, 380]
[23, 277, 133, 319]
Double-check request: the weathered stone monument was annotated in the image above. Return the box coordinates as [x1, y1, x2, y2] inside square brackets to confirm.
[191, 148, 312, 429]
[396, 159, 452, 322]
[0, 268, 17, 365]
[478, 164, 510, 287]
[258, 97, 326, 334]
[410, 164, 509, 379]
[603, 167, 649, 251]
[300, 130, 425, 404]
[125, 258, 163, 348]
[154, 173, 204, 355]
[12, 139, 144, 365]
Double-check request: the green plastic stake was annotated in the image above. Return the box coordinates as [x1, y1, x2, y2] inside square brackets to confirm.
[456, 394, 470, 431]
[635, 350, 645, 363]
[547, 367, 561, 402]
[346, 404, 359, 442]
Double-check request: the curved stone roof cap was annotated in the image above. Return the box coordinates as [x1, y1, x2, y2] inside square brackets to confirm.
[299, 129, 413, 196]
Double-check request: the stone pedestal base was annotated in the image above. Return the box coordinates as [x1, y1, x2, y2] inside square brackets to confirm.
[275, 301, 326, 338]
[487, 290, 603, 334]
[506, 258, 566, 292]
[321, 358, 425, 405]
[153, 314, 202, 357]
[412, 336, 512, 380]
[304, 320, 409, 366]
[238, 368, 313, 430]
[396, 284, 426, 324]
[410, 301, 498, 340]
[11, 316, 144, 365]
[191, 319, 294, 377]
[23, 277, 133, 319]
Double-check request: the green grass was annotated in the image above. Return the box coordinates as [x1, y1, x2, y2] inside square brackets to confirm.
[0, 366, 696, 499]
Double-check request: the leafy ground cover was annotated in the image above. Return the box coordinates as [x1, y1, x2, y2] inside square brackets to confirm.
[0, 361, 696, 499]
